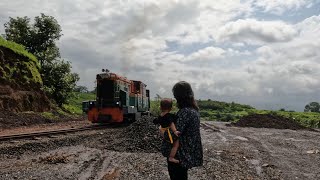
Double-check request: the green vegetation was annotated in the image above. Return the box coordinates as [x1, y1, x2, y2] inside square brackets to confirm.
[0, 37, 38, 66]
[41, 111, 56, 119]
[42, 60, 79, 106]
[4, 14, 62, 66]
[3, 13, 79, 107]
[0, 37, 42, 87]
[198, 100, 254, 122]
[198, 100, 320, 128]
[304, 102, 320, 112]
[40, 92, 95, 119]
[277, 111, 320, 128]
[62, 92, 95, 114]
[151, 99, 320, 128]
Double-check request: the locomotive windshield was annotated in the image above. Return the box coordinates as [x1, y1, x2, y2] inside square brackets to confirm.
[134, 81, 141, 93]
[97, 79, 115, 107]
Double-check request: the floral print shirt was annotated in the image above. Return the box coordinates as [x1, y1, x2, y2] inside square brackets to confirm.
[161, 107, 203, 169]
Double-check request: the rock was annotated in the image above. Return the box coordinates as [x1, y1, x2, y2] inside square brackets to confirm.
[306, 150, 319, 154]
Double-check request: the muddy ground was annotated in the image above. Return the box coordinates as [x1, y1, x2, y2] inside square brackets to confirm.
[0, 116, 319, 180]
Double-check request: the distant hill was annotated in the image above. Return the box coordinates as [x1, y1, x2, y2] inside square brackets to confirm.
[0, 37, 50, 112]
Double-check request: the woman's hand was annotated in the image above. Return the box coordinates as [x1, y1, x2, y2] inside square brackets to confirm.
[174, 130, 181, 137]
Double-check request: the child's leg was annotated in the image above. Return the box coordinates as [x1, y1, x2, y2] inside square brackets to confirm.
[168, 140, 180, 163]
[159, 126, 165, 138]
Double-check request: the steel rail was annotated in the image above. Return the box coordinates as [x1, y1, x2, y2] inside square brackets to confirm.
[0, 124, 109, 142]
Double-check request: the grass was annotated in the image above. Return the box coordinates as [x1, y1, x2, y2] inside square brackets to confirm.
[0, 37, 39, 67]
[198, 103, 320, 128]
[0, 37, 42, 86]
[62, 92, 95, 115]
[40, 92, 95, 119]
[41, 111, 56, 119]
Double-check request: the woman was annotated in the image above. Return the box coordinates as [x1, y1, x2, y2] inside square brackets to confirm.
[161, 81, 203, 180]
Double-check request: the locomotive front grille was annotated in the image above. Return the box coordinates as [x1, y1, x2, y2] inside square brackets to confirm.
[97, 114, 112, 122]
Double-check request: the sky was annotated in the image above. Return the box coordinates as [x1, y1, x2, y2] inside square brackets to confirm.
[0, 0, 319, 111]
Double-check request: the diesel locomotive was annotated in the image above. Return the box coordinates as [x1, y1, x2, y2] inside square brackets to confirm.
[86, 70, 150, 123]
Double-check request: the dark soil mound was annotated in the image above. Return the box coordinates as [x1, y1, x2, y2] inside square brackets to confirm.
[0, 110, 84, 129]
[0, 111, 52, 129]
[106, 116, 162, 153]
[231, 114, 306, 130]
[0, 86, 50, 112]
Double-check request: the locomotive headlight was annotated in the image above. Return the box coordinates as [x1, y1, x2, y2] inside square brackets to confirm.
[116, 102, 119, 105]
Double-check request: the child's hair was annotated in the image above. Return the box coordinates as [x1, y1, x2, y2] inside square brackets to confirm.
[160, 98, 173, 111]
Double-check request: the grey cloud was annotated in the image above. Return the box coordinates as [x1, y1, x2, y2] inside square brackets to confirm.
[164, 1, 200, 25]
[131, 65, 154, 73]
[155, 62, 163, 67]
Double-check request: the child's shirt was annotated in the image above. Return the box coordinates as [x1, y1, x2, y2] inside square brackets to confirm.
[153, 113, 177, 128]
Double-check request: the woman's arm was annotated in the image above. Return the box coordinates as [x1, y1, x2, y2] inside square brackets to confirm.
[169, 122, 180, 136]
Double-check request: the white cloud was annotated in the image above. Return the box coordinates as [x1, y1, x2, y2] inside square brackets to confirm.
[254, 0, 315, 15]
[217, 19, 297, 45]
[185, 46, 225, 61]
[226, 48, 251, 56]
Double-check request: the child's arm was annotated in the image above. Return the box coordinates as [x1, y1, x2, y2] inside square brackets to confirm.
[170, 122, 180, 136]
[153, 117, 160, 125]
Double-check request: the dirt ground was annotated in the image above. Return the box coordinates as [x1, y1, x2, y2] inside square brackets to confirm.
[0, 117, 319, 180]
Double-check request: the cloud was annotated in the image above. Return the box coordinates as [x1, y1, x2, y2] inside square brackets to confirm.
[217, 19, 297, 45]
[1, 0, 320, 111]
[253, 0, 315, 15]
[185, 46, 225, 61]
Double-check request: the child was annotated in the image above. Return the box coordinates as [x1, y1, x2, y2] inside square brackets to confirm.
[153, 98, 180, 163]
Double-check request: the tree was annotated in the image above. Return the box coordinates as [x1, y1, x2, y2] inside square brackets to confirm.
[90, 86, 97, 94]
[155, 94, 162, 101]
[4, 16, 32, 47]
[75, 85, 88, 93]
[304, 102, 320, 112]
[42, 60, 79, 107]
[4, 13, 62, 66]
[4, 14, 78, 106]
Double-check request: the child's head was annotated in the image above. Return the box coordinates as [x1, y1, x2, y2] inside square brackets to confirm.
[160, 98, 173, 112]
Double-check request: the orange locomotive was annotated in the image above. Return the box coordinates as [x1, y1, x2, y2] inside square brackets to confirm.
[87, 70, 150, 123]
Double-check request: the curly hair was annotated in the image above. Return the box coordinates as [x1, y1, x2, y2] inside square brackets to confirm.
[160, 98, 173, 111]
[172, 81, 199, 111]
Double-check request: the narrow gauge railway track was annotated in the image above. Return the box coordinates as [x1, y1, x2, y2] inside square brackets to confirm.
[0, 124, 121, 142]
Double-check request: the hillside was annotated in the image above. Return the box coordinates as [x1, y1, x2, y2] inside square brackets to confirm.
[197, 100, 320, 128]
[0, 37, 50, 112]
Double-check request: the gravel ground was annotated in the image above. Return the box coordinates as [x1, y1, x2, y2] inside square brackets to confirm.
[0, 116, 319, 180]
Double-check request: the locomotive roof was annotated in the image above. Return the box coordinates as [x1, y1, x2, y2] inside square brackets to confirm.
[97, 72, 131, 83]
[97, 72, 147, 86]
[132, 80, 147, 86]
